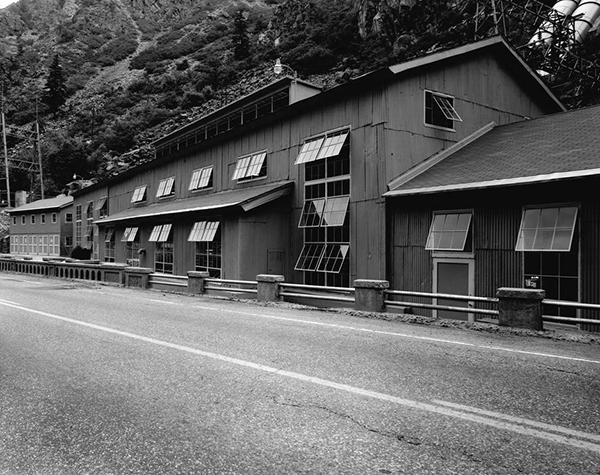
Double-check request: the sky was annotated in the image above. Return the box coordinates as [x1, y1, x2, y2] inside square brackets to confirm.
[0, 0, 16, 8]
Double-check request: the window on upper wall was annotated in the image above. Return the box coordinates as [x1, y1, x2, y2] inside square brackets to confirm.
[30, 215, 35, 224]
[131, 185, 147, 203]
[515, 206, 578, 252]
[425, 212, 473, 252]
[21, 216, 25, 225]
[232, 151, 267, 182]
[295, 129, 350, 165]
[41, 214, 46, 224]
[95, 197, 108, 218]
[65, 213, 73, 223]
[12, 216, 16, 225]
[156, 177, 175, 198]
[189, 167, 213, 191]
[51, 213, 57, 223]
[424, 91, 462, 130]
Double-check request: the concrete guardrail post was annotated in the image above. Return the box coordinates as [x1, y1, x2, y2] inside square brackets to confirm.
[187, 271, 210, 294]
[124, 267, 153, 289]
[256, 274, 285, 302]
[354, 279, 389, 312]
[497, 287, 546, 330]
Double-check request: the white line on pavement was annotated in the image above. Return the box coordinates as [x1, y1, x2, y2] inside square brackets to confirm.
[183, 303, 600, 365]
[1, 297, 600, 454]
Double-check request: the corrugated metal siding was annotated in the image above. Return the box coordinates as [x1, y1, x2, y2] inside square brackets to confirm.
[579, 202, 600, 330]
[474, 204, 522, 297]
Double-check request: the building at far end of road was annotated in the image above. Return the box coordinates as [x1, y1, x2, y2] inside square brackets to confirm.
[7, 195, 74, 258]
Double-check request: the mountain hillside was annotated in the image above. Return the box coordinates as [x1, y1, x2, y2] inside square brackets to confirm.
[0, 0, 599, 201]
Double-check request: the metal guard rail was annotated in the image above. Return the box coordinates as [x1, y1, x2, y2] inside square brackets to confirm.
[384, 289, 499, 317]
[542, 299, 600, 325]
[204, 278, 258, 295]
[279, 283, 355, 304]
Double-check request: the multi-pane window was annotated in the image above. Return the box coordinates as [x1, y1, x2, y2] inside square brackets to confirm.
[425, 212, 473, 251]
[75, 205, 82, 246]
[51, 213, 57, 223]
[425, 91, 462, 130]
[41, 214, 46, 225]
[50, 235, 60, 256]
[65, 213, 73, 223]
[189, 221, 221, 277]
[21, 215, 25, 225]
[131, 185, 147, 203]
[232, 151, 267, 181]
[31, 215, 35, 224]
[104, 228, 115, 262]
[12, 216, 16, 225]
[295, 129, 349, 165]
[515, 206, 578, 252]
[122, 227, 140, 267]
[156, 177, 175, 198]
[189, 167, 213, 191]
[149, 224, 173, 274]
[295, 128, 350, 287]
[518, 206, 579, 319]
[86, 201, 94, 248]
[95, 197, 108, 218]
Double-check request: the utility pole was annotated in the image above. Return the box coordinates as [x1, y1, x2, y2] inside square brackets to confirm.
[36, 100, 44, 200]
[1, 91, 10, 208]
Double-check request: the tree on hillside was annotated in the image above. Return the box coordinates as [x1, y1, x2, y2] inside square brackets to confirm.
[232, 10, 250, 61]
[43, 54, 67, 115]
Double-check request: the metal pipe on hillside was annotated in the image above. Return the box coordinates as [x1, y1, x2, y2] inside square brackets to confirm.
[572, 0, 600, 43]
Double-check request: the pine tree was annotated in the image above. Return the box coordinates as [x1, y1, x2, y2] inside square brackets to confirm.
[232, 10, 250, 61]
[43, 54, 67, 114]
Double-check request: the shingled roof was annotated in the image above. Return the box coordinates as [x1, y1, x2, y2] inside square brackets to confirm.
[385, 104, 600, 197]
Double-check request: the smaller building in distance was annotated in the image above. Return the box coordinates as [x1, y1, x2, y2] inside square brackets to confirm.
[7, 195, 74, 258]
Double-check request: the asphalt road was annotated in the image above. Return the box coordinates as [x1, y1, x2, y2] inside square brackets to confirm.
[1, 274, 599, 475]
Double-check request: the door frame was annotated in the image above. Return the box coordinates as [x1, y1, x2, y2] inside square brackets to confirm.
[433, 256, 475, 322]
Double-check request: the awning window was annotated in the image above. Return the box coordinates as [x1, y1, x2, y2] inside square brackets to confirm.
[188, 221, 220, 242]
[299, 199, 325, 228]
[426, 212, 472, 251]
[433, 95, 462, 122]
[156, 177, 175, 198]
[104, 228, 115, 243]
[294, 244, 325, 271]
[233, 151, 267, 180]
[189, 167, 213, 190]
[95, 197, 107, 211]
[295, 129, 349, 165]
[298, 197, 349, 228]
[295, 137, 324, 165]
[131, 185, 147, 203]
[515, 206, 578, 251]
[317, 244, 349, 273]
[121, 227, 139, 242]
[149, 224, 172, 242]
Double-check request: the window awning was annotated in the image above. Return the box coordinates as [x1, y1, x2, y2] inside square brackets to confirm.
[515, 206, 578, 251]
[188, 221, 220, 242]
[95, 197, 107, 211]
[95, 181, 293, 225]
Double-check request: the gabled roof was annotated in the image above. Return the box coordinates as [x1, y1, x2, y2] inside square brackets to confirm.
[95, 181, 293, 225]
[385, 36, 564, 112]
[6, 195, 73, 213]
[385, 104, 600, 197]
